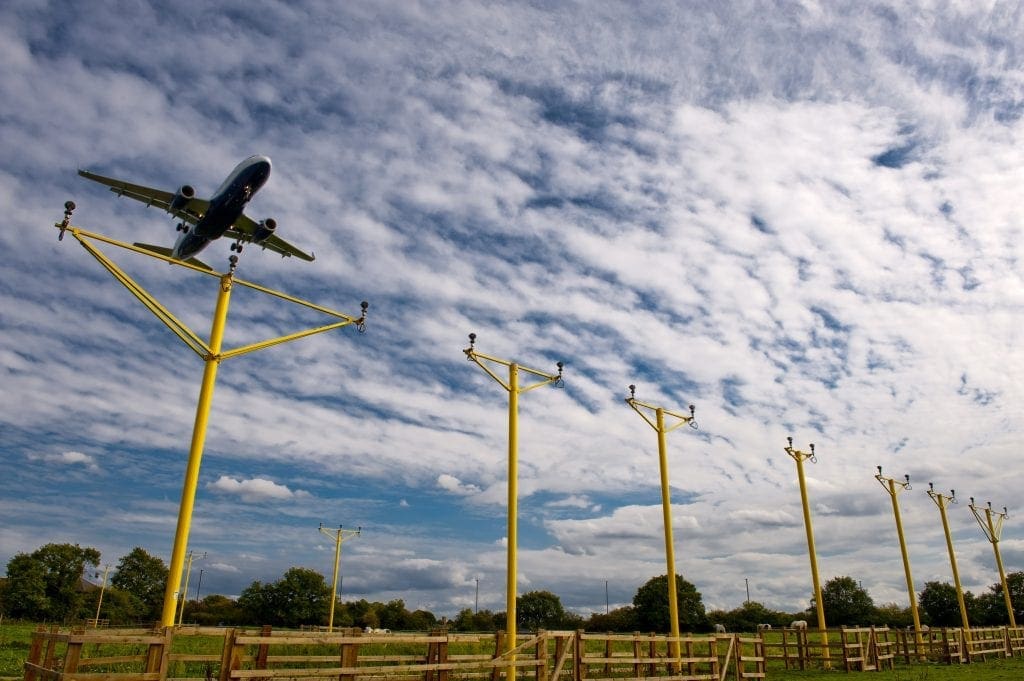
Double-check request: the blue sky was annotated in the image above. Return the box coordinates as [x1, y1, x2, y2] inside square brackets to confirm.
[2, 0, 1024, 619]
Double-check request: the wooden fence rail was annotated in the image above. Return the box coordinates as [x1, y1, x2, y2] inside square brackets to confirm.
[22, 628, 763, 681]
[27, 624, 1024, 680]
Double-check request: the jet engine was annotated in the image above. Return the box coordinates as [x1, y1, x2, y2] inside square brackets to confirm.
[169, 185, 195, 212]
[251, 218, 277, 244]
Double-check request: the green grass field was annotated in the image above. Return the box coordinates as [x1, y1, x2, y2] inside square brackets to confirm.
[4, 622, 1024, 681]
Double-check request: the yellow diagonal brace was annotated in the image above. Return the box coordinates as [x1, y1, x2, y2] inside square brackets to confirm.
[234, 277, 358, 321]
[219, 319, 359, 360]
[74, 232, 209, 357]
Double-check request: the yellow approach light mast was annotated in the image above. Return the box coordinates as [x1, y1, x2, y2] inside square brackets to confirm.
[784, 437, 830, 667]
[969, 499, 1015, 627]
[875, 467, 924, 654]
[624, 385, 697, 671]
[319, 524, 361, 633]
[927, 484, 971, 634]
[463, 333, 564, 681]
[55, 202, 369, 627]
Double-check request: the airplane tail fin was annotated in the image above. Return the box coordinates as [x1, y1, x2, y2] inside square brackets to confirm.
[133, 242, 213, 271]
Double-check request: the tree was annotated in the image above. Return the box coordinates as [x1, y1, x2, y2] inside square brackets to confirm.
[817, 576, 874, 626]
[632, 574, 708, 633]
[3, 543, 101, 621]
[453, 607, 498, 632]
[873, 602, 915, 628]
[239, 567, 331, 628]
[517, 590, 568, 631]
[111, 547, 168, 622]
[711, 601, 782, 633]
[919, 581, 976, 626]
[975, 571, 1024, 625]
[379, 598, 411, 630]
[81, 586, 143, 625]
[585, 606, 637, 632]
[407, 608, 439, 631]
[2, 554, 48, 619]
[190, 594, 245, 626]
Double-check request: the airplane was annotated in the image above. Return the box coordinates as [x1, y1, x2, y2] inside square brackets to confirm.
[78, 155, 314, 268]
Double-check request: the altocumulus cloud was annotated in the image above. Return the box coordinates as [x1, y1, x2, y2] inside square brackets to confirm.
[436, 473, 482, 496]
[28, 450, 99, 471]
[208, 476, 310, 503]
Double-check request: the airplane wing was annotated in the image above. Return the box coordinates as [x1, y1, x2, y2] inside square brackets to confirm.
[225, 215, 316, 262]
[77, 169, 210, 223]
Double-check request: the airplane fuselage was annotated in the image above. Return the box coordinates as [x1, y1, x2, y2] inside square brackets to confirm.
[173, 155, 271, 260]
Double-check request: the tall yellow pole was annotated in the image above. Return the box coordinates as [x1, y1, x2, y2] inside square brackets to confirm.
[784, 437, 829, 667]
[656, 409, 681, 666]
[463, 333, 563, 681]
[969, 500, 1015, 627]
[624, 386, 696, 669]
[319, 524, 361, 632]
[506, 363, 519, 664]
[875, 468, 923, 652]
[93, 564, 110, 627]
[927, 484, 971, 633]
[160, 272, 233, 626]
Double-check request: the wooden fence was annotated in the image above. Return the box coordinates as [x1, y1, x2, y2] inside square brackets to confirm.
[22, 627, 766, 681]
[761, 625, 1024, 669]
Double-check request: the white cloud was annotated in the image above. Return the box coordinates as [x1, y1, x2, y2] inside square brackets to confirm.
[437, 474, 482, 496]
[27, 450, 99, 471]
[207, 476, 310, 503]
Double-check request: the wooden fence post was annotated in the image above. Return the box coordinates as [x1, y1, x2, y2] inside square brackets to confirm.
[24, 626, 45, 681]
[144, 626, 173, 681]
[552, 630, 569, 679]
[255, 625, 272, 673]
[64, 628, 84, 677]
[631, 633, 643, 679]
[647, 633, 656, 677]
[533, 630, 547, 681]
[492, 631, 506, 681]
[574, 630, 585, 681]
[426, 628, 449, 681]
[219, 629, 246, 681]
[340, 630, 360, 681]
[41, 625, 59, 677]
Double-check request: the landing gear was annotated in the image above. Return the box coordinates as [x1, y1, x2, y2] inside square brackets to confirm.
[230, 241, 244, 253]
[176, 222, 189, 233]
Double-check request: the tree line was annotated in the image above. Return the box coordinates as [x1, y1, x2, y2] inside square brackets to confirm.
[2, 543, 1020, 632]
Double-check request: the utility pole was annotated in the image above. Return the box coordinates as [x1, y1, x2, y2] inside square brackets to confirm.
[463, 333, 564, 681]
[969, 499, 1015, 627]
[625, 385, 697, 670]
[783, 437, 830, 667]
[875, 467, 924, 653]
[178, 551, 206, 626]
[319, 524, 361, 632]
[745, 578, 750, 605]
[475, 578, 479, 614]
[195, 569, 204, 603]
[927, 484, 971, 634]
